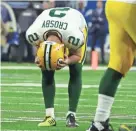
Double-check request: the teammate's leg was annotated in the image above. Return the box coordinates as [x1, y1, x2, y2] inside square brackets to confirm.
[87, 1, 136, 131]
[94, 68, 122, 122]
[92, 32, 135, 131]
[38, 70, 56, 126]
[87, 27, 135, 131]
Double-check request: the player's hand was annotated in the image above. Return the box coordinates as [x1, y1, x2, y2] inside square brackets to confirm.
[56, 55, 69, 70]
[35, 56, 42, 69]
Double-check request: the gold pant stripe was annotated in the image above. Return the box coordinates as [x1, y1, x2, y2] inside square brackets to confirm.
[80, 26, 88, 64]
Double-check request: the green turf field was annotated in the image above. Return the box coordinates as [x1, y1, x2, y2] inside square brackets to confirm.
[1, 63, 136, 131]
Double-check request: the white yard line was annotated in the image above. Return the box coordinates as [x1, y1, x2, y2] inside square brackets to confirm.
[1, 66, 106, 70]
[92, 94, 136, 97]
[115, 99, 136, 102]
[2, 96, 43, 99]
[1, 83, 128, 89]
[0, 110, 90, 115]
[2, 130, 40, 131]
[2, 96, 136, 103]
[1, 85, 136, 91]
[1, 83, 136, 90]
[1, 121, 16, 123]
[2, 89, 136, 94]
[2, 90, 93, 94]
[1, 83, 99, 88]
[2, 116, 136, 121]
[1, 85, 136, 96]
[1, 65, 136, 71]
[1, 102, 129, 109]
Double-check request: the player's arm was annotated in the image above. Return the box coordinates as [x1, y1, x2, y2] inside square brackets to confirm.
[66, 48, 81, 65]
[56, 47, 81, 69]
[57, 34, 84, 69]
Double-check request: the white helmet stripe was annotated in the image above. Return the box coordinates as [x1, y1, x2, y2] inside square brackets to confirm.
[45, 44, 51, 70]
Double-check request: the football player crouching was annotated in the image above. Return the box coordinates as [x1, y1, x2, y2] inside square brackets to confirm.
[26, 7, 88, 127]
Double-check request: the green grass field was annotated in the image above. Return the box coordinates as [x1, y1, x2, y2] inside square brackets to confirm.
[1, 62, 136, 131]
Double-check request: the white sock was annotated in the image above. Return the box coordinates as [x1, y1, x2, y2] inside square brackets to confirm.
[94, 94, 114, 122]
[46, 108, 55, 118]
[94, 122, 105, 131]
[66, 111, 76, 117]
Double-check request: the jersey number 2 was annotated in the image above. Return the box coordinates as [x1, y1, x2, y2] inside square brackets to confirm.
[28, 33, 39, 43]
[68, 36, 80, 46]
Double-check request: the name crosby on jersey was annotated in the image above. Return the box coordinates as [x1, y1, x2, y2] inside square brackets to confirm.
[42, 20, 68, 30]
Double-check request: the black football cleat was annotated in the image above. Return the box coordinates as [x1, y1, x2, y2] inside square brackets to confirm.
[86, 119, 114, 131]
[66, 113, 79, 127]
